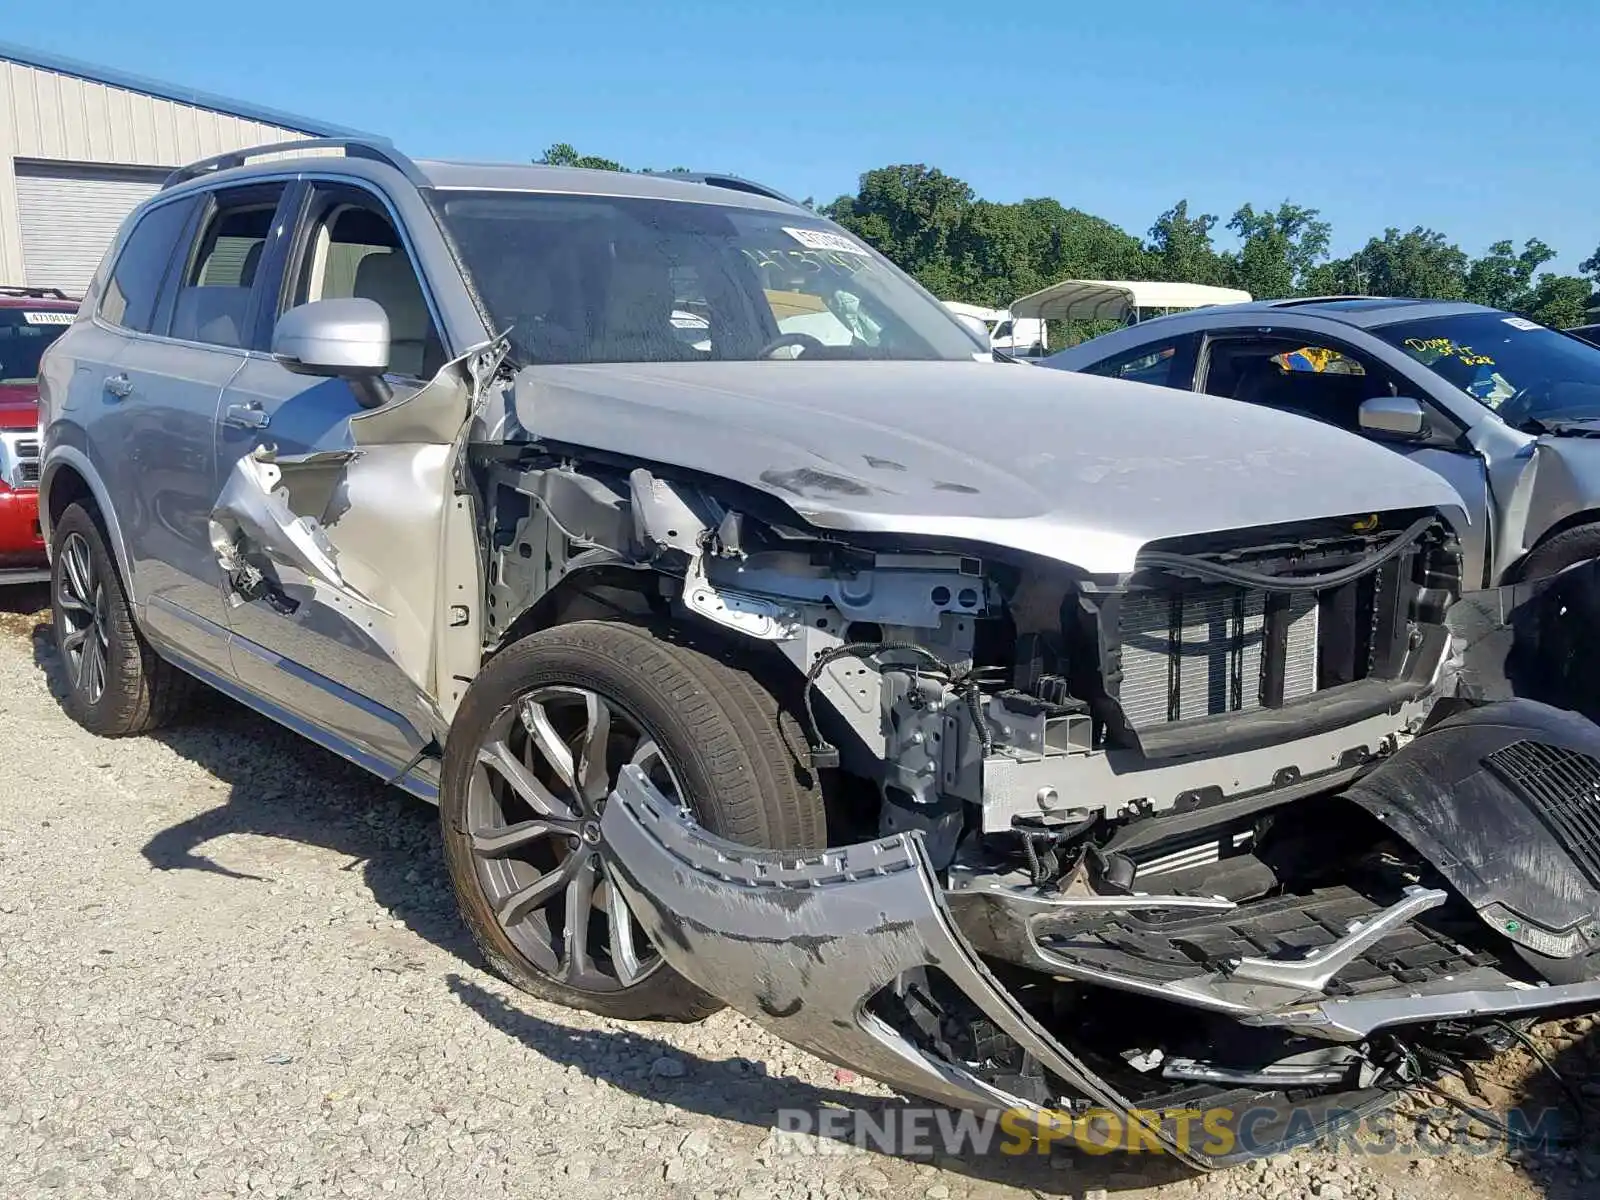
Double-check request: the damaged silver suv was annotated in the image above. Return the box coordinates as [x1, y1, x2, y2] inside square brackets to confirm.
[38, 139, 1600, 1167]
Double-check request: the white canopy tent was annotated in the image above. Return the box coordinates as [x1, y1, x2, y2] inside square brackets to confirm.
[1009, 280, 1252, 324]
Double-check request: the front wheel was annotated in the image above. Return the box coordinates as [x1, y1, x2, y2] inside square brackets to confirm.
[1514, 522, 1600, 715]
[439, 620, 825, 1021]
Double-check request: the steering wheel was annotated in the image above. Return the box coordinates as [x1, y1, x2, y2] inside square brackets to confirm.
[1497, 377, 1550, 429]
[757, 332, 829, 360]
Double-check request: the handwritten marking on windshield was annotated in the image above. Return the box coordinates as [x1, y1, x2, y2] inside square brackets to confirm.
[1404, 336, 1495, 367]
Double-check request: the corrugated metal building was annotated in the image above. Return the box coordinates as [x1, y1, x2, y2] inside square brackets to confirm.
[0, 42, 363, 295]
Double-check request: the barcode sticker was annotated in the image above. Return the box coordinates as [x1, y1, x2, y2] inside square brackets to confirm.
[783, 227, 869, 255]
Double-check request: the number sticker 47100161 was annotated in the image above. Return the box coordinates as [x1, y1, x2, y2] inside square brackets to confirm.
[23, 311, 74, 326]
[784, 227, 869, 255]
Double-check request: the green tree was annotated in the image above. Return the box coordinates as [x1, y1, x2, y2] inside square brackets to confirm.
[1580, 243, 1600, 283]
[824, 165, 976, 297]
[1146, 201, 1227, 286]
[537, 142, 628, 172]
[1521, 273, 1593, 329]
[944, 200, 1030, 305]
[1222, 202, 1331, 298]
[1323, 227, 1469, 299]
[1464, 238, 1554, 311]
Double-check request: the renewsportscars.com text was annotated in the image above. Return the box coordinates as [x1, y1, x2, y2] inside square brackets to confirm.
[771, 1104, 1567, 1159]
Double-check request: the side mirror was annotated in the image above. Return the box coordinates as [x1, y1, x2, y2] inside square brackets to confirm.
[1359, 395, 1427, 439]
[272, 298, 391, 407]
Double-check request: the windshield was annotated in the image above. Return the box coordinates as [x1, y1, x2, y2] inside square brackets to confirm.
[432, 191, 977, 364]
[1373, 311, 1600, 429]
[0, 309, 72, 386]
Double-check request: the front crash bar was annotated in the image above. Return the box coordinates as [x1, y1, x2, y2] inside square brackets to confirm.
[1249, 975, 1600, 1041]
[599, 764, 1213, 1169]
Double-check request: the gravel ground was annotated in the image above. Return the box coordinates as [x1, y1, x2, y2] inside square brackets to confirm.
[2, 584, 1598, 1200]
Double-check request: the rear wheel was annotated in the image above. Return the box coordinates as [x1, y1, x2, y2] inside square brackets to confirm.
[440, 619, 824, 1021]
[50, 503, 188, 736]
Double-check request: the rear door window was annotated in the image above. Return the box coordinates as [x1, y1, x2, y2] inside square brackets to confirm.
[99, 198, 198, 333]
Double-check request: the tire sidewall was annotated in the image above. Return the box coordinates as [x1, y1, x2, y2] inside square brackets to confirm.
[1517, 524, 1600, 712]
[51, 505, 133, 732]
[439, 623, 768, 1020]
[1519, 524, 1600, 584]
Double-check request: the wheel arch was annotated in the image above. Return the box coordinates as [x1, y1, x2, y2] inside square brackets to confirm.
[39, 448, 137, 602]
[485, 563, 808, 708]
[488, 563, 664, 652]
[1502, 507, 1600, 583]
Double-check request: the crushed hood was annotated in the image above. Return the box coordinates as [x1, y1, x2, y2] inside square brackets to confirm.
[504, 360, 1465, 573]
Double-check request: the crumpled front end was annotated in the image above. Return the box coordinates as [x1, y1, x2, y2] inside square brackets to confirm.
[601, 690, 1600, 1166]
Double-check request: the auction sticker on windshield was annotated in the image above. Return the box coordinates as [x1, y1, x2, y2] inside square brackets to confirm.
[23, 312, 73, 325]
[784, 227, 869, 254]
[1502, 316, 1542, 331]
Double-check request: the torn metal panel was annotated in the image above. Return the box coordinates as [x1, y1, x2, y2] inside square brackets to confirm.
[208, 448, 377, 612]
[209, 347, 499, 725]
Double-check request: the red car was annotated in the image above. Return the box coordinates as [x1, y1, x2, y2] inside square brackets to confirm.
[0, 287, 77, 585]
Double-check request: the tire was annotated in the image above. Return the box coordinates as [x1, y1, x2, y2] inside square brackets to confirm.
[50, 503, 189, 737]
[1516, 521, 1600, 583]
[440, 619, 825, 1022]
[1514, 522, 1600, 715]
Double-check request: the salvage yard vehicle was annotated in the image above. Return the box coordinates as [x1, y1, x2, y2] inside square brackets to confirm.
[1044, 297, 1600, 589]
[35, 139, 1600, 1169]
[0, 286, 76, 585]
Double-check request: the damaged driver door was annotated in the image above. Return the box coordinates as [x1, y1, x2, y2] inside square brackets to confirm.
[209, 182, 470, 782]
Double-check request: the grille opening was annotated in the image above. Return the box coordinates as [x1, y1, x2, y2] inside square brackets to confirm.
[1484, 741, 1600, 889]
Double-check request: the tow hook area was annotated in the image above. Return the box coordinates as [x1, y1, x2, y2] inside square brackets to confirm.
[598, 764, 1209, 1168]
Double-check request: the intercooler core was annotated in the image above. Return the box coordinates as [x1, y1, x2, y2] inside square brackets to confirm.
[1118, 585, 1320, 728]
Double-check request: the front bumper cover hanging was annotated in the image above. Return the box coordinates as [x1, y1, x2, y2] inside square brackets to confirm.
[604, 764, 1246, 1169]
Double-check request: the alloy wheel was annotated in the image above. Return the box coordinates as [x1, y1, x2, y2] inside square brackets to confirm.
[465, 685, 684, 992]
[57, 531, 109, 705]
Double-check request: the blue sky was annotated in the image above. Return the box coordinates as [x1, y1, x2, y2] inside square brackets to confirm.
[13, 0, 1597, 271]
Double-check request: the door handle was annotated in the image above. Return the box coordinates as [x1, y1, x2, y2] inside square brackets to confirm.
[223, 402, 270, 430]
[104, 373, 133, 399]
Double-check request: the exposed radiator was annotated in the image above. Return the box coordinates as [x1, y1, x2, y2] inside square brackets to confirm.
[1118, 585, 1319, 729]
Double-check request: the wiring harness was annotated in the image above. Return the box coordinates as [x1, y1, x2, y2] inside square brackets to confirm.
[801, 641, 993, 771]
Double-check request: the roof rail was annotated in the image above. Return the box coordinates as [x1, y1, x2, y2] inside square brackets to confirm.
[0, 284, 74, 301]
[163, 137, 426, 190]
[1263, 295, 1382, 307]
[639, 170, 801, 207]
